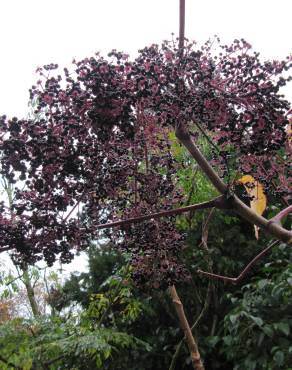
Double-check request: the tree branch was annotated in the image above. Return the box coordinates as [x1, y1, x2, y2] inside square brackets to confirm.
[270, 205, 292, 225]
[169, 223, 213, 370]
[197, 240, 280, 283]
[232, 197, 292, 244]
[175, 124, 228, 194]
[169, 285, 205, 370]
[175, 123, 292, 244]
[0, 246, 13, 253]
[96, 196, 227, 230]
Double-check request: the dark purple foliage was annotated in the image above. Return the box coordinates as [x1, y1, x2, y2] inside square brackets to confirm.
[0, 39, 291, 287]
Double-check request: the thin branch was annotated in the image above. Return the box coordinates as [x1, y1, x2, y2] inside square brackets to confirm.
[169, 340, 186, 370]
[5, 273, 24, 287]
[192, 120, 231, 184]
[96, 196, 227, 230]
[0, 246, 13, 253]
[259, 163, 289, 207]
[63, 196, 83, 222]
[201, 208, 215, 249]
[270, 205, 292, 225]
[192, 120, 220, 156]
[44, 354, 66, 367]
[197, 240, 280, 283]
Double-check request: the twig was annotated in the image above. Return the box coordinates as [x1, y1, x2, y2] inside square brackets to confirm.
[0, 246, 13, 253]
[169, 340, 185, 370]
[63, 196, 83, 222]
[259, 163, 289, 207]
[197, 240, 280, 283]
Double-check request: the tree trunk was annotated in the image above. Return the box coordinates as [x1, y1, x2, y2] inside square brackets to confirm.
[169, 285, 205, 370]
[3, 180, 41, 318]
[22, 265, 40, 318]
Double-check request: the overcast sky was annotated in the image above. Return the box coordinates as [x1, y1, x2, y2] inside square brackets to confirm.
[0, 0, 291, 119]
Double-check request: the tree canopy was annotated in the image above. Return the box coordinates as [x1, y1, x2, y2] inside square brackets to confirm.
[0, 38, 291, 273]
[0, 5, 291, 366]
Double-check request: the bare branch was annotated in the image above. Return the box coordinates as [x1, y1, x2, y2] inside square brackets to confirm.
[169, 210, 214, 370]
[0, 246, 13, 253]
[197, 240, 280, 283]
[63, 194, 84, 222]
[175, 123, 292, 244]
[175, 124, 228, 194]
[168, 285, 211, 370]
[96, 196, 227, 230]
[169, 285, 205, 370]
[269, 205, 292, 225]
[232, 197, 292, 244]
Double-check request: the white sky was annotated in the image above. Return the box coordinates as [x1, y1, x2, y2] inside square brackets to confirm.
[0, 0, 291, 275]
[0, 0, 291, 118]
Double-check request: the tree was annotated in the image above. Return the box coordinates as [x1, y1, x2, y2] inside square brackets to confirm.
[0, 1, 291, 368]
[0, 177, 42, 318]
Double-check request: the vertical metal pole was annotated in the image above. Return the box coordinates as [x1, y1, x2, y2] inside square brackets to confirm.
[179, 0, 185, 50]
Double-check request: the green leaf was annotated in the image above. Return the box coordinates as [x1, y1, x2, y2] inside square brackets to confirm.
[223, 335, 233, 346]
[23, 358, 33, 370]
[257, 332, 265, 346]
[244, 357, 256, 370]
[207, 336, 220, 348]
[95, 354, 102, 368]
[262, 325, 274, 338]
[257, 279, 269, 289]
[277, 322, 290, 336]
[104, 348, 111, 360]
[273, 351, 284, 366]
[229, 314, 238, 325]
[250, 315, 263, 327]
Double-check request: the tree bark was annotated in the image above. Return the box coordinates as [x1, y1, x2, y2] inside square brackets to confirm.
[22, 265, 40, 318]
[169, 285, 205, 370]
[175, 124, 292, 244]
[3, 178, 41, 318]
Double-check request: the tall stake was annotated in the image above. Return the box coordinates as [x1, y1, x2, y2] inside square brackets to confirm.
[179, 0, 185, 50]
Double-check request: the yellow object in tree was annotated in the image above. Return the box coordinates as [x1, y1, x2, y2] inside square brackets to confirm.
[237, 175, 267, 239]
